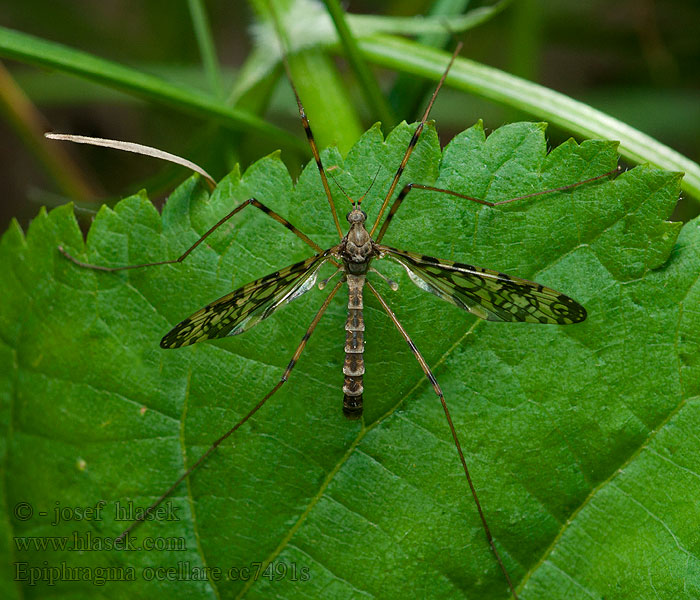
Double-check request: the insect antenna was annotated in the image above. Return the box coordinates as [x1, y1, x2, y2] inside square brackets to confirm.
[327, 163, 383, 211]
[358, 165, 382, 206]
[326, 171, 356, 207]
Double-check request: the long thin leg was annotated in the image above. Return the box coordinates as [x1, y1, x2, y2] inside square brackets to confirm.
[59, 197, 323, 272]
[268, 5, 344, 239]
[374, 168, 619, 244]
[116, 278, 344, 541]
[366, 281, 520, 600]
[288, 80, 345, 240]
[368, 43, 463, 237]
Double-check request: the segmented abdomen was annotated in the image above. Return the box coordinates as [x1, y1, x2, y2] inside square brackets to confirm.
[343, 274, 365, 419]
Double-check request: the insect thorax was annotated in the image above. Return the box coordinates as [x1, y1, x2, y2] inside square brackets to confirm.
[338, 208, 377, 275]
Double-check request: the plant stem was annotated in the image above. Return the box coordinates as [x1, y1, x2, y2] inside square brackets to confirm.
[187, 0, 224, 99]
[322, 0, 395, 128]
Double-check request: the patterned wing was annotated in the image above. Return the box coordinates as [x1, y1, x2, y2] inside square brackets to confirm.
[161, 252, 331, 348]
[379, 246, 586, 324]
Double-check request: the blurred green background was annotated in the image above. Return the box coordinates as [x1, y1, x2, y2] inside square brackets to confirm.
[1, 0, 698, 233]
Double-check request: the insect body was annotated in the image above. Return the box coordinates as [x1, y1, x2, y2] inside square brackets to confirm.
[160, 194, 587, 424]
[338, 207, 374, 417]
[55, 41, 615, 600]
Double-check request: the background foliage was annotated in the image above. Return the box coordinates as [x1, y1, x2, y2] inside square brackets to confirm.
[1, 0, 699, 230]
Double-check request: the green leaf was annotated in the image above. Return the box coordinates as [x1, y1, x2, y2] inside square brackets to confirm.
[0, 120, 691, 600]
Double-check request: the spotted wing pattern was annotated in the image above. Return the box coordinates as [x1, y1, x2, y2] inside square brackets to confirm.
[379, 246, 586, 324]
[161, 252, 331, 348]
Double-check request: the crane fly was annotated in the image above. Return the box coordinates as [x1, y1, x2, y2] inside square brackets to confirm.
[55, 41, 617, 600]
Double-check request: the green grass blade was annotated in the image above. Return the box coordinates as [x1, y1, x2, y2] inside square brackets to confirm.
[236, 0, 514, 124]
[322, 0, 395, 128]
[348, 0, 513, 36]
[187, 0, 224, 99]
[255, 0, 364, 155]
[390, 0, 471, 119]
[359, 34, 700, 201]
[0, 25, 305, 152]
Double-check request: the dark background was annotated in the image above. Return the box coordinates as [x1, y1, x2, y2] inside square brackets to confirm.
[1, 0, 699, 233]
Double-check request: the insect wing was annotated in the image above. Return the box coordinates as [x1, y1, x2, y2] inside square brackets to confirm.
[380, 246, 586, 324]
[161, 252, 331, 348]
